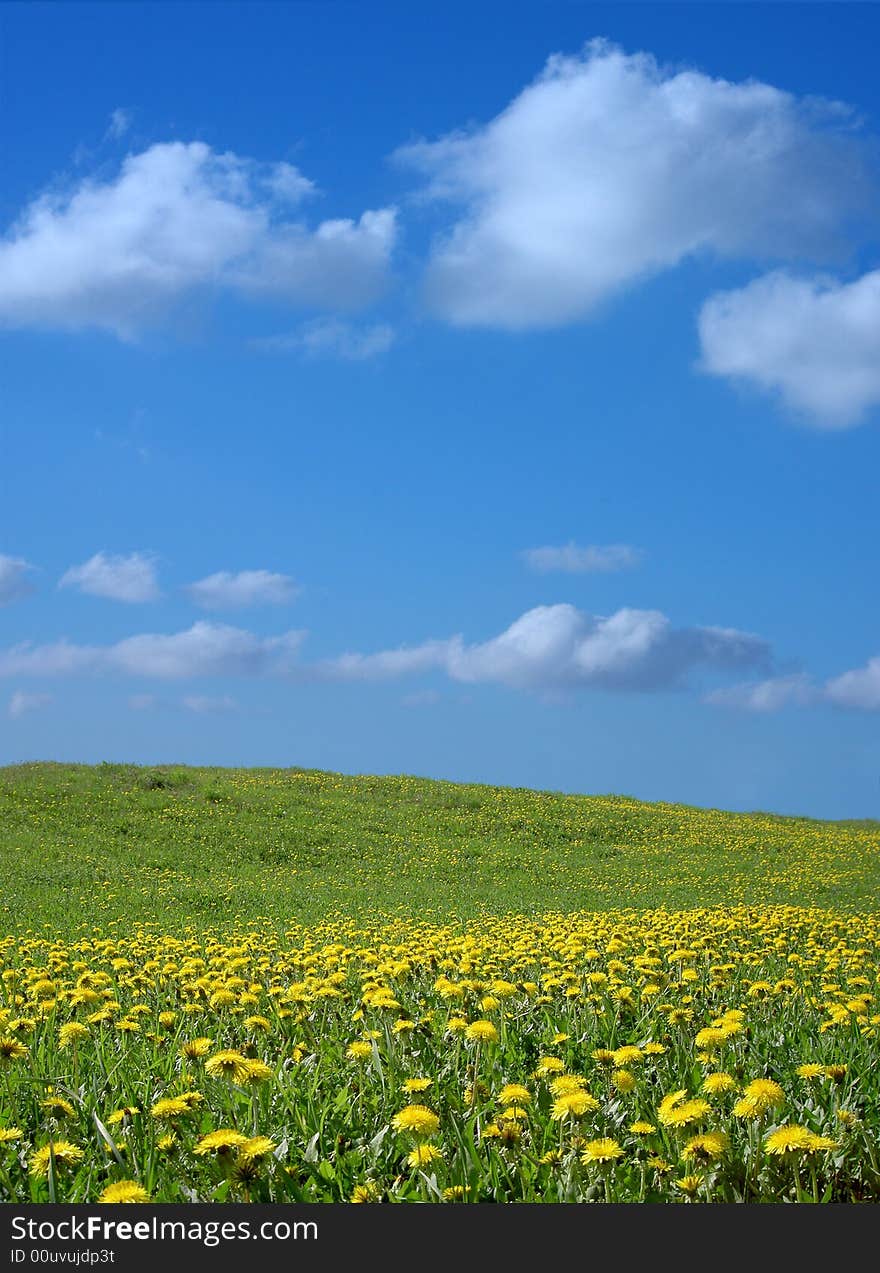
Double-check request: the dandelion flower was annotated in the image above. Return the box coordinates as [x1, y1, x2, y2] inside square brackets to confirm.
[41, 1096, 76, 1120]
[682, 1131, 729, 1162]
[497, 1084, 531, 1107]
[0, 1037, 28, 1064]
[150, 1097, 192, 1120]
[403, 1078, 433, 1093]
[59, 1023, 89, 1048]
[194, 1129, 249, 1156]
[351, 1181, 381, 1203]
[30, 1142, 84, 1177]
[465, 1021, 498, 1044]
[392, 1105, 440, 1138]
[551, 1091, 600, 1120]
[97, 1180, 150, 1203]
[204, 1050, 252, 1084]
[580, 1138, 624, 1165]
[675, 1174, 704, 1197]
[237, 1136, 276, 1163]
[407, 1144, 444, 1169]
[180, 1037, 213, 1060]
[734, 1078, 785, 1119]
[702, 1072, 737, 1095]
[764, 1125, 818, 1155]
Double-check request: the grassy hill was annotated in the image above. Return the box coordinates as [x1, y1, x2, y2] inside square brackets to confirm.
[2, 761, 878, 934]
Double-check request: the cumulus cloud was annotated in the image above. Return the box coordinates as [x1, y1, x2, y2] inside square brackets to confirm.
[0, 142, 396, 337]
[319, 604, 772, 694]
[396, 39, 870, 328]
[256, 317, 395, 360]
[523, 542, 642, 573]
[704, 673, 817, 712]
[824, 657, 880, 711]
[59, 552, 160, 603]
[698, 268, 880, 427]
[0, 555, 36, 605]
[8, 690, 52, 719]
[0, 622, 305, 680]
[185, 569, 299, 611]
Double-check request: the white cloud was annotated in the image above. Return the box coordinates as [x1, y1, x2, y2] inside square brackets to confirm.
[704, 673, 816, 712]
[105, 108, 132, 141]
[182, 694, 238, 713]
[0, 555, 36, 605]
[698, 269, 880, 427]
[185, 569, 298, 611]
[825, 657, 880, 711]
[523, 542, 642, 573]
[396, 39, 869, 329]
[0, 142, 396, 337]
[59, 552, 160, 603]
[322, 639, 455, 682]
[0, 622, 306, 680]
[8, 690, 52, 719]
[320, 603, 772, 693]
[256, 317, 395, 360]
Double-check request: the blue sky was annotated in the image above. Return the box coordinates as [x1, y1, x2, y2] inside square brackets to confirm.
[2, 2, 879, 818]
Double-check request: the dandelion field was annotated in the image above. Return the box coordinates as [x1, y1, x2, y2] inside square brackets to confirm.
[1, 763, 878, 1203]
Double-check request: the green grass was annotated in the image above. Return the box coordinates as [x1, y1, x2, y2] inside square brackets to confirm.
[2, 761, 878, 935]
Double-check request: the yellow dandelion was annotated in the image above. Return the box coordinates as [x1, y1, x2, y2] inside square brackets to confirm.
[580, 1138, 624, 1164]
[204, 1050, 252, 1084]
[30, 1141, 85, 1177]
[180, 1037, 213, 1060]
[347, 1041, 372, 1060]
[392, 1105, 440, 1138]
[702, 1072, 737, 1095]
[194, 1129, 248, 1156]
[59, 1022, 89, 1048]
[497, 1084, 531, 1106]
[407, 1144, 444, 1169]
[682, 1131, 729, 1162]
[97, 1180, 151, 1203]
[464, 1020, 498, 1044]
[237, 1136, 276, 1163]
[402, 1077, 433, 1094]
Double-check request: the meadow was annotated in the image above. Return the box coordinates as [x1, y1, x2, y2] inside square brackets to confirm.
[0, 762, 878, 1203]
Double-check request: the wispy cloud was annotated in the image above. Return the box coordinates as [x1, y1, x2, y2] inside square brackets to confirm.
[0, 622, 306, 680]
[704, 673, 816, 712]
[0, 554, 36, 605]
[185, 570, 299, 611]
[707, 658, 880, 713]
[523, 543, 642, 574]
[8, 690, 52, 719]
[699, 269, 880, 427]
[182, 694, 238, 713]
[396, 39, 871, 329]
[256, 317, 395, 360]
[59, 552, 160, 603]
[104, 108, 132, 141]
[0, 142, 396, 337]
